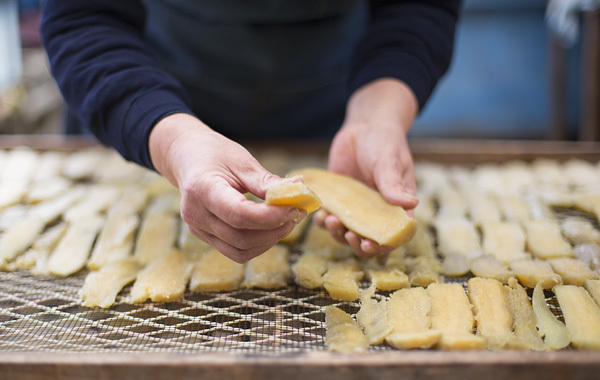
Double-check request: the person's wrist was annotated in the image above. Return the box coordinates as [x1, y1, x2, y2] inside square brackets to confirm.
[148, 113, 211, 186]
[345, 77, 418, 135]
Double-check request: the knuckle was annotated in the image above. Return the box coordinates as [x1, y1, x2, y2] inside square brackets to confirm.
[225, 211, 247, 229]
[231, 238, 254, 251]
[179, 207, 194, 226]
[211, 223, 248, 249]
[260, 171, 279, 186]
[207, 239, 246, 264]
[180, 180, 202, 202]
[198, 231, 256, 265]
[222, 247, 253, 264]
[230, 254, 251, 264]
[231, 244, 271, 264]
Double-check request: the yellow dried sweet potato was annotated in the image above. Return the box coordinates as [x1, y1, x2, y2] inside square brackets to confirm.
[290, 168, 416, 247]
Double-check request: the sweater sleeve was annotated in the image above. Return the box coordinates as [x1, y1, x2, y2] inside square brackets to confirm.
[41, 0, 194, 170]
[351, 0, 461, 111]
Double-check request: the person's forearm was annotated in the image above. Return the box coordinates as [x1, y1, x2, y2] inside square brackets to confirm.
[41, 0, 192, 169]
[344, 77, 418, 135]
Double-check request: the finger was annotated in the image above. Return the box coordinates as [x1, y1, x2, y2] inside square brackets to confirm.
[359, 238, 395, 256]
[373, 159, 418, 210]
[344, 230, 377, 258]
[324, 214, 348, 244]
[399, 165, 418, 216]
[201, 182, 301, 230]
[344, 228, 394, 258]
[189, 227, 283, 264]
[401, 164, 418, 198]
[194, 211, 298, 250]
[235, 162, 299, 200]
[313, 209, 327, 228]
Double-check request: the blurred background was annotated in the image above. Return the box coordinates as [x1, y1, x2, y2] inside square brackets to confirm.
[0, 0, 598, 140]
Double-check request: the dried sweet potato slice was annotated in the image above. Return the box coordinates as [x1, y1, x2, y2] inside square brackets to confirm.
[265, 182, 321, 214]
[290, 168, 416, 247]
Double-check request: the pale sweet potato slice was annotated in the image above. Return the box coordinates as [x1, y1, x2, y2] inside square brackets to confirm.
[434, 216, 481, 259]
[325, 306, 368, 353]
[366, 267, 409, 292]
[133, 212, 178, 266]
[189, 249, 245, 292]
[467, 277, 514, 349]
[508, 259, 562, 289]
[531, 282, 570, 350]
[130, 250, 193, 303]
[481, 221, 529, 264]
[385, 287, 441, 349]
[524, 219, 573, 260]
[504, 280, 546, 351]
[427, 283, 485, 350]
[554, 285, 600, 349]
[469, 256, 514, 284]
[547, 257, 600, 286]
[87, 213, 139, 270]
[584, 279, 600, 308]
[47, 215, 105, 277]
[356, 285, 392, 345]
[292, 248, 330, 289]
[80, 258, 142, 308]
[302, 223, 352, 260]
[323, 258, 364, 301]
[242, 244, 290, 289]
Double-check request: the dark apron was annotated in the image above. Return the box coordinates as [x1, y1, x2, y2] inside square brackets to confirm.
[142, 0, 369, 140]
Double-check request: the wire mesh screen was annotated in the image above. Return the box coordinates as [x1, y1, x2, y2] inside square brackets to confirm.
[0, 268, 332, 353]
[0, 266, 565, 354]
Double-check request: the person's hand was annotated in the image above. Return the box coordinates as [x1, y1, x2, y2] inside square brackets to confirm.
[317, 78, 419, 258]
[149, 113, 306, 263]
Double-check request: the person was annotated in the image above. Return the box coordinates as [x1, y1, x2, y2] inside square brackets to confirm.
[41, 0, 460, 263]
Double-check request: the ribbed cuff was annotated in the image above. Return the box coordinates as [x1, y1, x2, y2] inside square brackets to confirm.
[122, 89, 194, 170]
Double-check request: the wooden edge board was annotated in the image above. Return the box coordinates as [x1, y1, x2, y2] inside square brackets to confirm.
[3, 137, 600, 161]
[408, 138, 600, 164]
[0, 350, 599, 380]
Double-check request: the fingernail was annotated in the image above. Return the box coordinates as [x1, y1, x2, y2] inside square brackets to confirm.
[287, 208, 301, 223]
[314, 209, 326, 224]
[293, 209, 306, 224]
[402, 194, 418, 204]
[289, 175, 304, 183]
[361, 241, 378, 255]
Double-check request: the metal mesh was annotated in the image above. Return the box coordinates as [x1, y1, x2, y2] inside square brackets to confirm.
[0, 266, 565, 353]
[0, 268, 332, 353]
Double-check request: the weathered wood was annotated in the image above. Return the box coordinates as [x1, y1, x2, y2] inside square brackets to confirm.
[0, 134, 98, 150]
[0, 351, 599, 380]
[409, 138, 600, 164]
[2, 136, 600, 163]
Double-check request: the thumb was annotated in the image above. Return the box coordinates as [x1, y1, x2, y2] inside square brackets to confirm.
[237, 162, 298, 200]
[373, 163, 418, 211]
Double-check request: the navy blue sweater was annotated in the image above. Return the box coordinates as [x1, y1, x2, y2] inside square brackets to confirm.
[41, 0, 460, 170]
